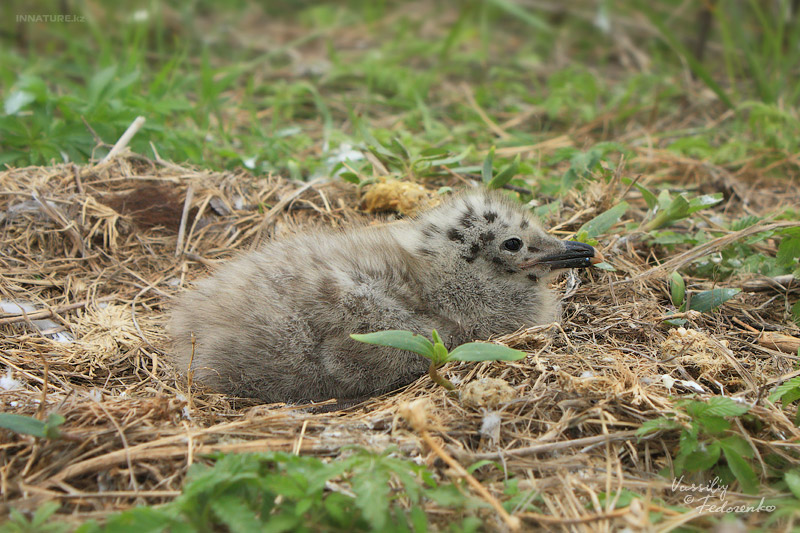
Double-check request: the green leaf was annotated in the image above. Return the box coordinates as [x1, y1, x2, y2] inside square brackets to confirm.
[682, 441, 721, 471]
[576, 202, 629, 239]
[702, 396, 751, 417]
[351, 465, 391, 531]
[487, 154, 520, 190]
[696, 415, 730, 435]
[635, 183, 658, 211]
[687, 193, 724, 214]
[670, 271, 686, 308]
[636, 417, 682, 437]
[482, 147, 495, 184]
[101, 506, 173, 533]
[210, 496, 262, 533]
[719, 435, 754, 458]
[466, 460, 498, 474]
[785, 470, 800, 500]
[777, 235, 800, 268]
[0, 413, 50, 438]
[664, 194, 690, 220]
[770, 376, 800, 403]
[656, 189, 673, 211]
[350, 331, 435, 359]
[433, 343, 449, 365]
[448, 342, 526, 362]
[720, 442, 759, 494]
[688, 288, 741, 313]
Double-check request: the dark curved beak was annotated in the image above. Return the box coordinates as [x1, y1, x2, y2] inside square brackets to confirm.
[521, 241, 603, 270]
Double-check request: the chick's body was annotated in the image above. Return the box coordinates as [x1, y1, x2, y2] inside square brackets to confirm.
[170, 191, 591, 403]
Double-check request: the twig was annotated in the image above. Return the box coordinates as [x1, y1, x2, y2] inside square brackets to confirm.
[401, 400, 521, 531]
[741, 274, 798, 292]
[620, 221, 800, 283]
[100, 116, 146, 164]
[467, 430, 640, 461]
[0, 296, 115, 326]
[175, 185, 195, 257]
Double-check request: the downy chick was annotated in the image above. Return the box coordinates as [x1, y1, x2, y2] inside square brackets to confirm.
[169, 190, 601, 403]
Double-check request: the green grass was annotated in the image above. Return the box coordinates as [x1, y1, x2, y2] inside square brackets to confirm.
[3, 1, 798, 178]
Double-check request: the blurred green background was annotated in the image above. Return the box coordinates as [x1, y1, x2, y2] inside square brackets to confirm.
[1, 0, 799, 183]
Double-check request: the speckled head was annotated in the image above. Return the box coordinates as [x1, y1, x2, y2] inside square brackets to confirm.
[409, 190, 600, 282]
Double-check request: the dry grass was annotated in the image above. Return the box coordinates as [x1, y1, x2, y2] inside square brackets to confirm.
[1, 151, 799, 530]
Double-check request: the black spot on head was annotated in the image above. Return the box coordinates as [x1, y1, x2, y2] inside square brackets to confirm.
[491, 256, 504, 265]
[527, 273, 539, 283]
[460, 243, 480, 263]
[527, 244, 540, 253]
[447, 228, 465, 243]
[520, 219, 529, 229]
[506, 268, 517, 274]
[459, 212, 475, 228]
[483, 211, 498, 223]
[479, 231, 495, 245]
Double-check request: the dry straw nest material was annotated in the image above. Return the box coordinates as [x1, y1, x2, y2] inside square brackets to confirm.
[1, 154, 799, 530]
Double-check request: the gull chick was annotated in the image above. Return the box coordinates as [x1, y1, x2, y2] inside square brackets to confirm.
[170, 190, 601, 403]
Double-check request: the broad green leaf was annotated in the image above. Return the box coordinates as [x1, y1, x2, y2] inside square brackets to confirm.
[448, 342, 526, 362]
[687, 193, 724, 214]
[670, 271, 686, 308]
[683, 442, 721, 471]
[657, 189, 673, 211]
[636, 417, 682, 437]
[487, 154, 520, 190]
[702, 396, 751, 417]
[719, 435, 754, 458]
[101, 506, 173, 533]
[697, 415, 730, 435]
[0, 413, 53, 438]
[635, 183, 658, 211]
[664, 194, 690, 219]
[577, 202, 629, 239]
[777, 235, 800, 268]
[350, 331, 435, 359]
[721, 442, 759, 494]
[785, 470, 800, 500]
[351, 466, 391, 531]
[769, 376, 800, 403]
[210, 496, 262, 533]
[689, 288, 741, 313]
[433, 343, 449, 365]
[482, 146, 495, 184]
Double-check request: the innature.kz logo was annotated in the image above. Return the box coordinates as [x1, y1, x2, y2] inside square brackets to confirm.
[16, 14, 86, 23]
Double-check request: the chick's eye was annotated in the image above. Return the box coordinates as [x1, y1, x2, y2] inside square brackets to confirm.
[503, 238, 523, 252]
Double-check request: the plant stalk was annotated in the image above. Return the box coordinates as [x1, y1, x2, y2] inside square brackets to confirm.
[428, 361, 455, 390]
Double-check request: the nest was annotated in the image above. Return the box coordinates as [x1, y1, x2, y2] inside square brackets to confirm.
[1, 153, 799, 530]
